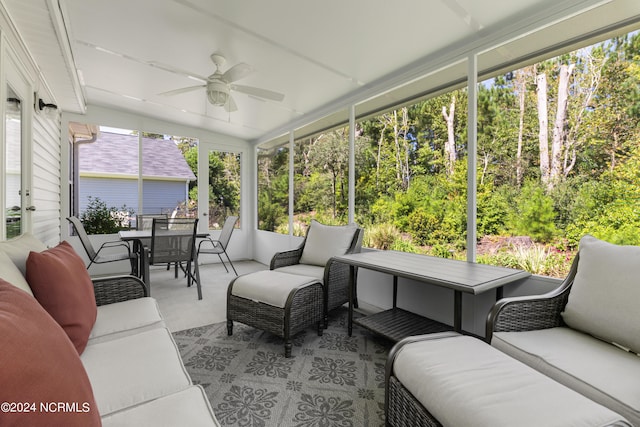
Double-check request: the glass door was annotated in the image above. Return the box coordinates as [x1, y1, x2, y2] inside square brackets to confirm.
[4, 86, 22, 238]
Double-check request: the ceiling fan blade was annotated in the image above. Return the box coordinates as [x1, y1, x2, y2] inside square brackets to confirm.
[231, 84, 285, 102]
[158, 85, 206, 96]
[224, 95, 238, 112]
[222, 63, 254, 83]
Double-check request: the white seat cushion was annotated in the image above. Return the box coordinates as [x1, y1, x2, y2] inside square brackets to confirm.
[492, 327, 640, 426]
[81, 327, 191, 416]
[274, 264, 325, 282]
[562, 235, 640, 353]
[89, 297, 165, 344]
[101, 386, 220, 427]
[231, 270, 320, 308]
[394, 333, 629, 427]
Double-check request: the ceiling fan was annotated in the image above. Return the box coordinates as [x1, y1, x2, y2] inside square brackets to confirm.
[159, 54, 284, 112]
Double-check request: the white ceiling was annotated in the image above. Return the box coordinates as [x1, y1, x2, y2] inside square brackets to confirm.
[4, 0, 640, 143]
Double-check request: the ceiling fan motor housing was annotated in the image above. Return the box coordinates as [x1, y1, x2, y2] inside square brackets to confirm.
[207, 80, 230, 106]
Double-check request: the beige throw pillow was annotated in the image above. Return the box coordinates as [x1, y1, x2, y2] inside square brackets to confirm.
[0, 232, 48, 276]
[561, 235, 640, 353]
[0, 251, 33, 296]
[299, 220, 357, 267]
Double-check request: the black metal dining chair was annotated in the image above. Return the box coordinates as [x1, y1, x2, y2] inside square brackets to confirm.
[136, 213, 168, 230]
[137, 213, 179, 274]
[149, 217, 202, 299]
[67, 216, 138, 275]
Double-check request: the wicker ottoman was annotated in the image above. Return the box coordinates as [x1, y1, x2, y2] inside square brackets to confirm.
[385, 332, 630, 426]
[227, 270, 324, 357]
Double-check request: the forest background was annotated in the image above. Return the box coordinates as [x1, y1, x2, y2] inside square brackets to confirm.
[256, 32, 640, 278]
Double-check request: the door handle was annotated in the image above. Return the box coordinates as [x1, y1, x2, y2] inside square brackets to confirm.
[26, 206, 36, 211]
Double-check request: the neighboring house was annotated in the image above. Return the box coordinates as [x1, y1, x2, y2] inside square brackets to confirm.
[78, 131, 196, 219]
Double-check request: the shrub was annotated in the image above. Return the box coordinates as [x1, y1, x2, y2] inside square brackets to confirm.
[477, 243, 571, 278]
[511, 181, 556, 242]
[406, 208, 438, 246]
[80, 196, 133, 234]
[477, 186, 509, 237]
[364, 223, 400, 250]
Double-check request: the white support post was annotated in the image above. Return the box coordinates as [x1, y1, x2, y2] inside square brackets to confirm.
[138, 132, 144, 215]
[349, 105, 355, 224]
[467, 54, 478, 262]
[288, 131, 295, 236]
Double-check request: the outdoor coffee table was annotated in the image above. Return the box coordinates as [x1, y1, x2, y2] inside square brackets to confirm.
[332, 250, 530, 341]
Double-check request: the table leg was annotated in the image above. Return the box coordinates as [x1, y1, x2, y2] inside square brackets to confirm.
[139, 245, 150, 295]
[454, 290, 462, 332]
[393, 276, 398, 308]
[348, 265, 355, 336]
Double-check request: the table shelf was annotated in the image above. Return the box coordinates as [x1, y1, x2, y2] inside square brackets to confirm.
[354, 308, 453, 343]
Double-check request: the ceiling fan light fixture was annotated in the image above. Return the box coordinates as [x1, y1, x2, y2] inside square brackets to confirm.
[207, 81, 230, 106]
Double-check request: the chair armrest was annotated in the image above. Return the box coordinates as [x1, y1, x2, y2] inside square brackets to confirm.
[486, 253, 580, 343]
[485, 280, 572, 342]
[325, 258, 350, 285]
[323, 258, 353, 311]
[197, 237, 218, 251]
[92, 275, 148, 306]
[270, 246, 304, 270]
[98, 240, 132, 254]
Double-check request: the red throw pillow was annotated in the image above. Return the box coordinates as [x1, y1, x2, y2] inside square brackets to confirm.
[0, 279, 101, 426]
[26, 241, 97, 354]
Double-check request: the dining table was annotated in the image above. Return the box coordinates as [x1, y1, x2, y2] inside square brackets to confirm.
[118, 229, 209, 290]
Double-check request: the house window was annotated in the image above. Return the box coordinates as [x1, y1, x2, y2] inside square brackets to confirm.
[4, 87, 22, 238]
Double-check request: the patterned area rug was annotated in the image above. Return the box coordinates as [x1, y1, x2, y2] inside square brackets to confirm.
[173, 308, 392, 427]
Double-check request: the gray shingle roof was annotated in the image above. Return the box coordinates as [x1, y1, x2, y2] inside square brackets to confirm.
[79, 131, 196, 180]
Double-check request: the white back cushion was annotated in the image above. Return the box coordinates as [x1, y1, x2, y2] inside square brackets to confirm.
[562, 235, 640, 353]
[0, 251, 33, 296]
[0, 232, 48, 276]
[299, 220, 357, 267]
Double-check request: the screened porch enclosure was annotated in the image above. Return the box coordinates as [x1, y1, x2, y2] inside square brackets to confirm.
[0, 0, 639, 337]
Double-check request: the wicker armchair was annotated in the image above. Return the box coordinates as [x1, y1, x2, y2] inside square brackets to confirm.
[92, 274, 148, 306]
[270, 221, 363, 326]
[485, 252, 579, 343]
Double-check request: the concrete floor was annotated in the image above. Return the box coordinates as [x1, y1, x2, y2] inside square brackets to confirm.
[149, 260, 267, 332]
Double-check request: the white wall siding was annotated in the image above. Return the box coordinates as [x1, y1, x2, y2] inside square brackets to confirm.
[31, 113, 62, 246]
[1, 5, 63, 246]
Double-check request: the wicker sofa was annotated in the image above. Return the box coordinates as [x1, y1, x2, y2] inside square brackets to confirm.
[487, 235, 640, 426]
[384, 235, 638, 426]
[0, 233, 220, 426]
[385, 332, 630, 426]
